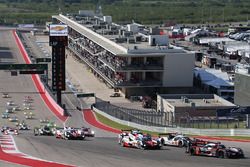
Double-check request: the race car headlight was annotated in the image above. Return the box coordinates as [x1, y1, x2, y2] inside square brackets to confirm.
[91, 130, 95, 134]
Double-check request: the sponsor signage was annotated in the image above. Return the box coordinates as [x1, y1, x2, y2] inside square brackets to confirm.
[216, 107, 250, 117]
[36, 58, 51, 63]
[19, 70, 44, 74]
[76, 93, 95, 98]
[18, 24, 34, 28]
[49, 24, 68, 36]
[0, 64, 47, 70]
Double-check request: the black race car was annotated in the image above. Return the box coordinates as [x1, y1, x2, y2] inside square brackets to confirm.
[63, 129, 85, 140]
[16, 122, 30, 130]
[139, 134, 162, 150]
[34, 125, 55, 136]
[188, 139, 244, 158]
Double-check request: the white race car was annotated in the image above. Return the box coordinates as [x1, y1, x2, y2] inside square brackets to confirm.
[3, 127, 19, 135]
[159, 133, 190, 147]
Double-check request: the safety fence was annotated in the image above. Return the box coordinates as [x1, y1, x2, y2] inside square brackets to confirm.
[94, 97, 249, 129]
[93, 107, 250, 136]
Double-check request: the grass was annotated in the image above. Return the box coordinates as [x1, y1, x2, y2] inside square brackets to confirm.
[0, 1, 250, 25]
[95, 112, 159, 136]
[183, 122, 246, 129]
[94, 112, 250, 139]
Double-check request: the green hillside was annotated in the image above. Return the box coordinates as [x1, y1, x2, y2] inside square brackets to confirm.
[0, 0, 249, 25]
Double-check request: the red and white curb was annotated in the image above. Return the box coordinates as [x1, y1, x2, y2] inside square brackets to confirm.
[0, 134, 75, 164]
[0, 134, 44, 160]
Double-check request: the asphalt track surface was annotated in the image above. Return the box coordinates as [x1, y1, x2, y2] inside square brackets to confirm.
[0, 29, 250, 167]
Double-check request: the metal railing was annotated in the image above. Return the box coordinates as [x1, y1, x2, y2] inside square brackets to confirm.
[94, 97, 171, 127]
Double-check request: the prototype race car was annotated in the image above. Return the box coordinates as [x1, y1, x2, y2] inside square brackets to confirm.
[159, 133, 190, 147]
[2, 112, 10, 119]
[140, 134, 162, 150]
[23, 96, 33, 103]
[188, 140, 244, 158]
[5, 108, 14, 113]
[16, 121, 30, 130]
[6, 101, 15, 106]
[56, 128, 85, 140]
[2, 93, 9, 98]
[40, 118, 50, 123]
[118, 129, 161, 149]
[2, 127, 19, 135]
[119, 132, 141, 148]
[1, 126, 10, 133]
[34, 125, 55, 136]
[81, 127, 95, 137]
[9, 116, 19, 122]
[25, 112, 34, 119]
[23, 103, 32, 110]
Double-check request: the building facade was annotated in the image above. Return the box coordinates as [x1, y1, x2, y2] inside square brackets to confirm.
[234, 64, 250, 106]
[52, 14, 195, 97]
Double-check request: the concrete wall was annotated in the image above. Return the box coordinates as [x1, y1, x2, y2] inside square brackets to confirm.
[163, 53, 195, 87]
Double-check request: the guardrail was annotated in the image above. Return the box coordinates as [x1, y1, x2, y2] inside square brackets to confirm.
[93, 107, 250, 136]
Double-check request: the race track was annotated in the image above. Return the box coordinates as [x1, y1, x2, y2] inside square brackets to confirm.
[0, 29, 250, 167]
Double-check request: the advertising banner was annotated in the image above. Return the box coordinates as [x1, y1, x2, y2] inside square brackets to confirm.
[49, 24, 68, 36]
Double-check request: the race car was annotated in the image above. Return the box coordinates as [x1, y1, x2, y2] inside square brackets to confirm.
[3, 127, 19, 135]
[2, 112, 10, 119]
[23, 103, 32, 110]
[189, 140, 244, 158]
[5, 108, 14, 113]
[46, 121, 57, 128]
[6, 101, 15, 106]
[1, 126, 10, 133]
[23, 96, 33, 103]
[12, 106, 21, 111]
[56, 128, 85, 140]
[119, 132, 141, 148]
[2, 93, 9, 98]
[25, 112, 34, 119]
[118, 129, 143, 143]
[139, 134, 162, 150]
[159, 133, 190, 147]
[118, 130, 161, 149]
[34, 125, 55, 136]
[40, 118, 50, 123]
[16, 121, 30, 130]
[55, 128, 64, 138]
[81, 127, 95, 137]
[9, 116, 19, 122]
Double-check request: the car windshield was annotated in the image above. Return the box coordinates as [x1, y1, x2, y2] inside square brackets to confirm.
[142, 135, 152, 141]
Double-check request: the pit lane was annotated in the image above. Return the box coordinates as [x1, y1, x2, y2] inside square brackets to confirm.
[0, 28, 250, 167]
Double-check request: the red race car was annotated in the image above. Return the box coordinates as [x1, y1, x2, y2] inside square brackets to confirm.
[188, 139, 244, 158]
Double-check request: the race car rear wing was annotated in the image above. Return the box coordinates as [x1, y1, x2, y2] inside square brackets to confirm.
[121, 129, 133, 132]
[158, 132, 179, 136]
